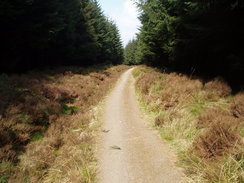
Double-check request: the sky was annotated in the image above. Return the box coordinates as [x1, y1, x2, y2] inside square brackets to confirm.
[98, 0, 141, 46]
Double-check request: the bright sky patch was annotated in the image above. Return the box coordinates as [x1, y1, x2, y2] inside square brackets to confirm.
[98, 0, 141, 46]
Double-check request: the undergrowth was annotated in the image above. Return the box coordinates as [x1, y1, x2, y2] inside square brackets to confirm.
[0, 65, 129, 183]
[133, 66, 244, 183]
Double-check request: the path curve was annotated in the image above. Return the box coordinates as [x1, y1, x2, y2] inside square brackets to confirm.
[97, 68, 185, 183]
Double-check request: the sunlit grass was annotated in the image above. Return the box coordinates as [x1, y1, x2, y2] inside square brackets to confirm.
[0, 65, 129, 183]
[133, 65, 244, 183]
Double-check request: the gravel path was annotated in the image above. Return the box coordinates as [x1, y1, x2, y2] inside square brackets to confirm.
[97, 68, 185, 183]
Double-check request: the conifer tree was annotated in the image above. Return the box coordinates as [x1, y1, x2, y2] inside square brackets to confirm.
[0, 0, 124, 73]
[131, 0, 243, 86]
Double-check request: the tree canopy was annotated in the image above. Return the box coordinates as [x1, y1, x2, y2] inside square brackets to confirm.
[124, 0, 244, 87]
[0, 0, 123, 73]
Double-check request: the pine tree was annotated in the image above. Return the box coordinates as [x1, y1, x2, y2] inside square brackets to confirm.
[0, 0, 124, 73]
[135, 0, 244, 86]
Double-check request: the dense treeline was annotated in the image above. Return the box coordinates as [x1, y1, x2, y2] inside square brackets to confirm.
[124, 39, 140, 65]
[125, 0, 244, 88]
[0, 0, 123, 73]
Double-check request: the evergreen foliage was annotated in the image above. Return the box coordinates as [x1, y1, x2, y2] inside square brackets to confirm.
[0, 0, 124, 73]
[125, 0, 244, 87]
[124, 39, 142, 65]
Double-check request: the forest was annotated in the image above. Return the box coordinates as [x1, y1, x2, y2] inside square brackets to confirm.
[124, 0, 244, 89]
[1, 0, 243, 89]
[0, 0, 244, 182]
[0, 0, 123, 73]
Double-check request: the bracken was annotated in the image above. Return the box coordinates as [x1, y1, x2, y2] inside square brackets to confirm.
[0, 65, 129, 183]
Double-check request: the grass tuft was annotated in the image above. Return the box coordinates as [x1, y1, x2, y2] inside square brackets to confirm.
[31, 132, 44, 142]
[0, 65, 130, 182]
[133, 65, 244, 183]
[61, 104, 79, 115]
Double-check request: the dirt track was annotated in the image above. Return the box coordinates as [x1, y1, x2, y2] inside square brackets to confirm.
[97, 68, 185, 183]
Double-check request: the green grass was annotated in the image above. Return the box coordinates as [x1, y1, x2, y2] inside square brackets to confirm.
[82, 166, 93, 183]
[190, 108, 203, 116]
[31, 132, 44, 142]
[0, 176, 8, 183]
[240, 128, 244, 138]
[61, 104, 79, 115]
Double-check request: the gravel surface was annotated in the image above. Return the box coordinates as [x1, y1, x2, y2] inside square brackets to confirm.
[97, 68, 185, 183]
